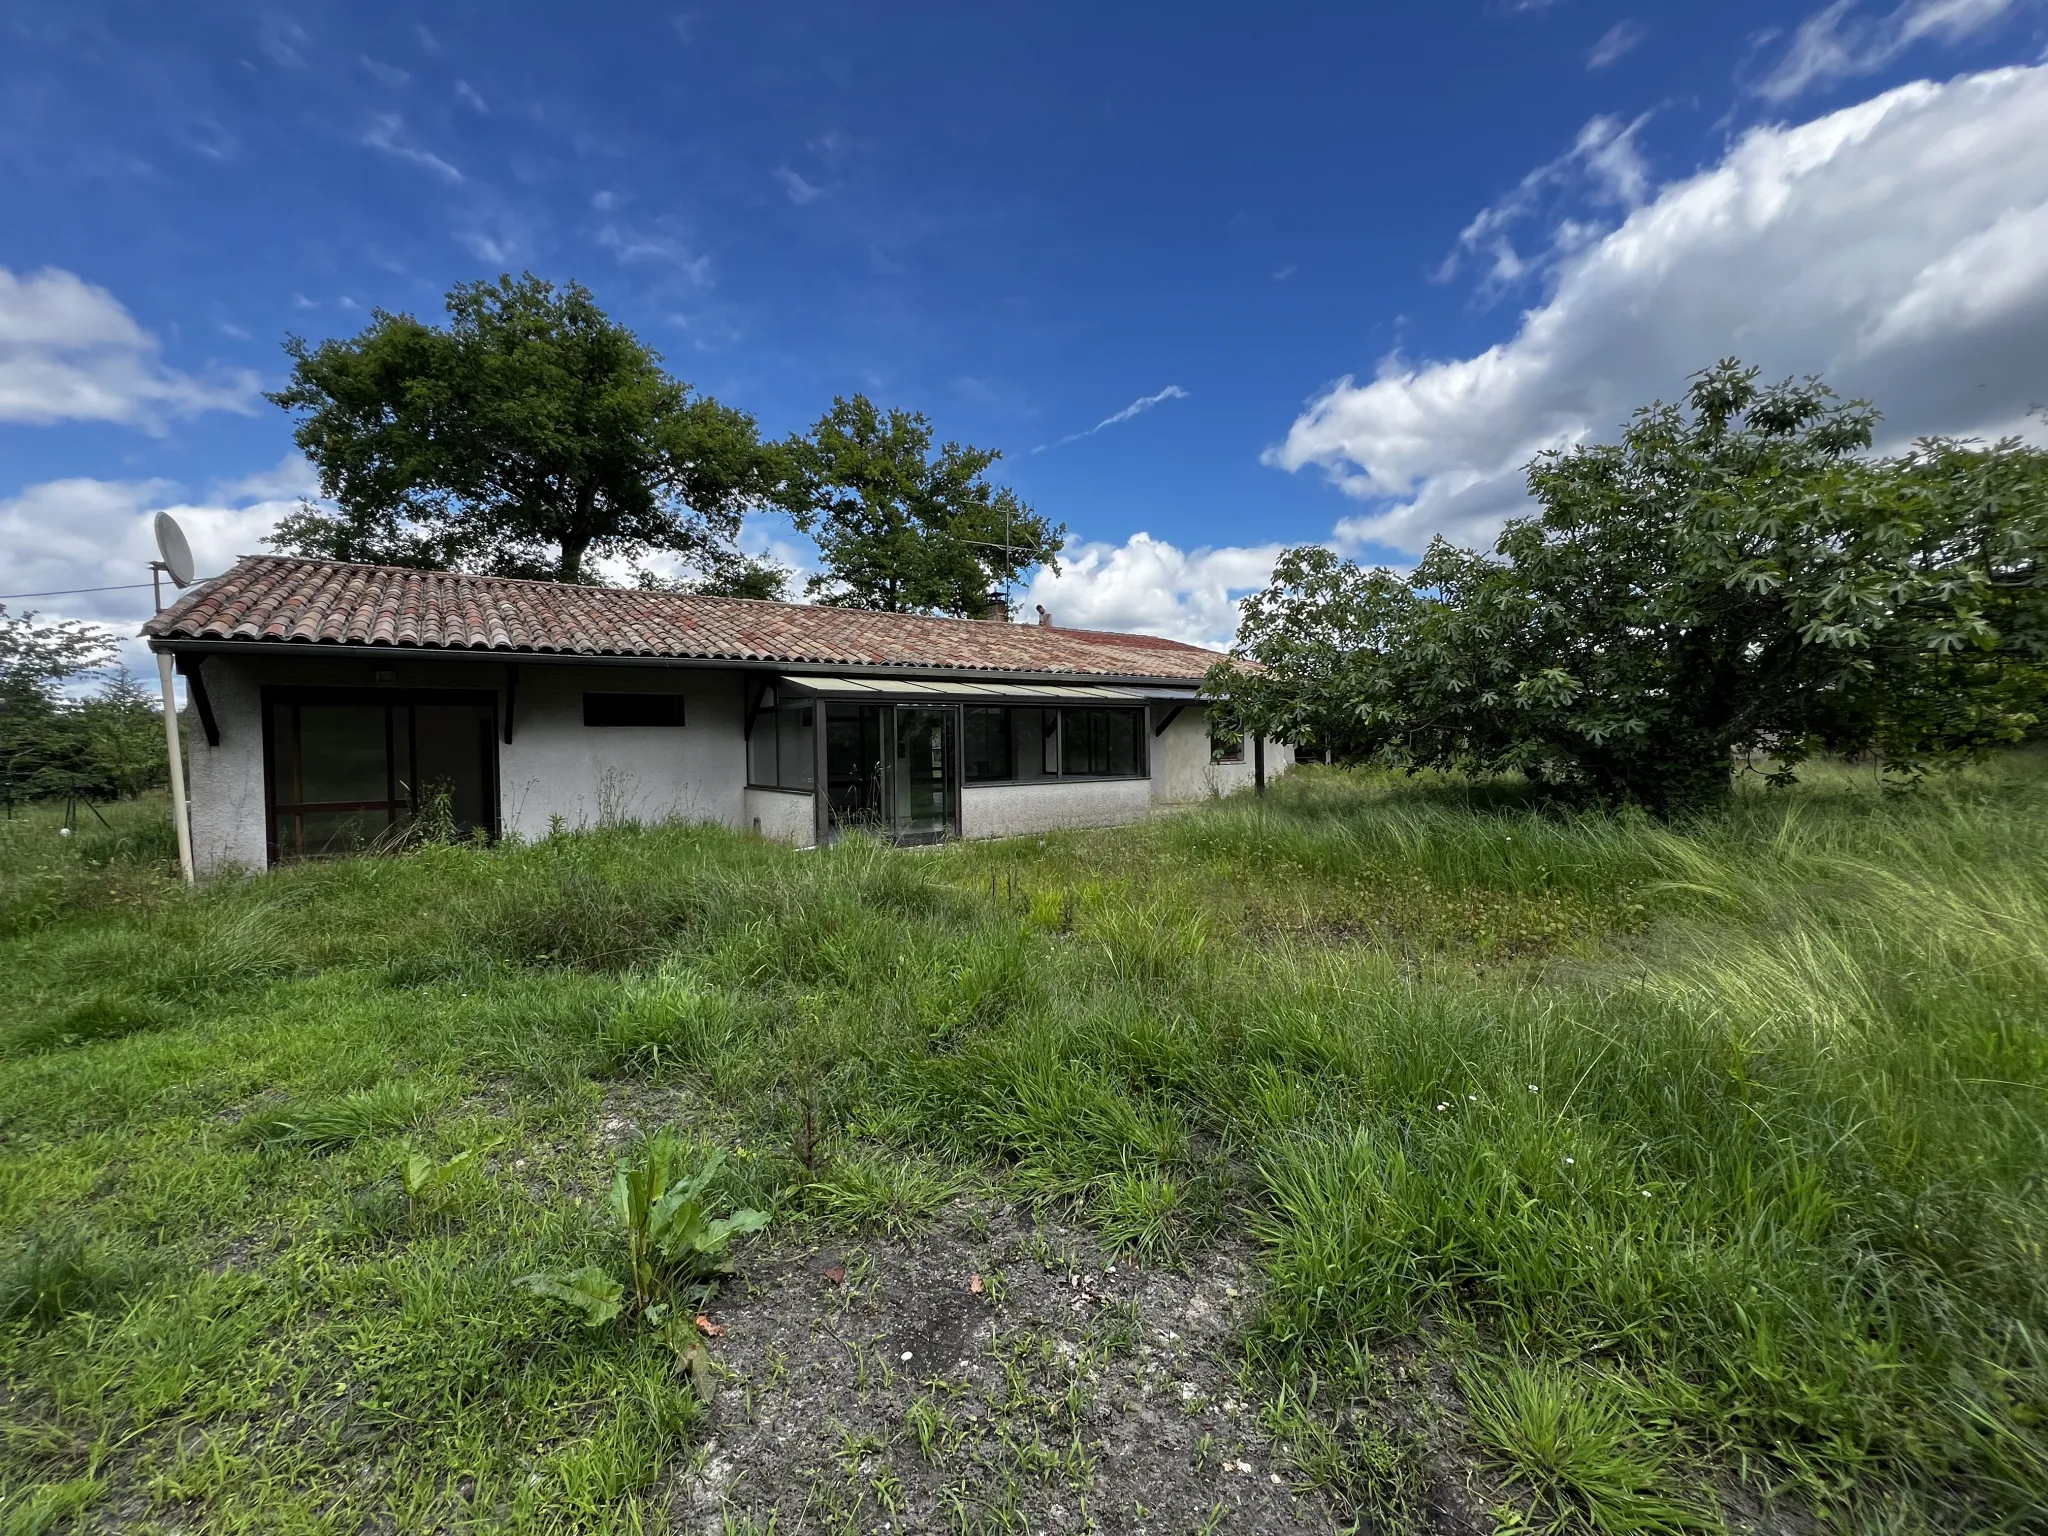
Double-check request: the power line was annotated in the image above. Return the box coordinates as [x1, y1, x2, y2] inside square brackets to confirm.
[0, 581, 156, 600]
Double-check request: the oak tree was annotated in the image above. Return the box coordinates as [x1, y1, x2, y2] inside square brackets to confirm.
[268, 274, 778, 584]
[782, 395, 1063, 616]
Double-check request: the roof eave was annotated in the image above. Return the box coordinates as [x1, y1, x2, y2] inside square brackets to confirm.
[145, 634, 1211, 691]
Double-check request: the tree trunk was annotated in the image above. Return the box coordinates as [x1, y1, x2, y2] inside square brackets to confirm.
[558, 485, 598, 583]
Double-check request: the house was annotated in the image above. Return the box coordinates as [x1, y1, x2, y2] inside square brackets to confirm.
[142, 556, 1291, 870]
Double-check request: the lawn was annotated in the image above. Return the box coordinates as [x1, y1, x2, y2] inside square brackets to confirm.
[1, 762, 2044, 1535]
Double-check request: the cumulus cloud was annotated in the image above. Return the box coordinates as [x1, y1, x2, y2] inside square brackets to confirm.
[1033, 386, 1190, 453]
[1436, 114, 1651, 294]
[1269, 65, 2048, 557]
[1757, 0, 2024, 100]
[0, 267, 260, 429]
[1014, 533, 1286, 649]
[0, 458, 315, 667]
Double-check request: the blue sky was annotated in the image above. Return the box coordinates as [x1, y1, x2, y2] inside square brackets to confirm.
[4, 0, 2047, 652]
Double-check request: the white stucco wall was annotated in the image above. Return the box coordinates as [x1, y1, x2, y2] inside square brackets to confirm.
[182, 655, 269, 875]
[1153, 703, 1293, 803]
[744, 787, 816, 847]
[175, 651, 753, 870]
[497, 665, 745, 840]
[961, 777, 1155, 839]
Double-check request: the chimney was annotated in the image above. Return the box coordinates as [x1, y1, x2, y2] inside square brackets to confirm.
[1035, 604, 1052, 627]
[983, 593, 1009, 622]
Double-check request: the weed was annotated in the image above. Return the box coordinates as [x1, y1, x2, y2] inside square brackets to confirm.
[517, 1131, 768, 1330]
[804, 1147, 960, 1238]
[596, 967, 740, 1076]
[0, 1229, 154, 1331]
[401, 1146, 474, 1204]
[1093, 1164, 1185, 1261]
[0, 1477, 101, 1536]
[4, 993, 179, 1055]
[233, 1079, 428, 1150]
[3, 761, 2046, 1529]
[1464, 1363, 1714, 1534]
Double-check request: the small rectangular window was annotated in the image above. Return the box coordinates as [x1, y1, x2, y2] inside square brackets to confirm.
[583, 692, 685, 727]
[1210, 721, 1244, 763]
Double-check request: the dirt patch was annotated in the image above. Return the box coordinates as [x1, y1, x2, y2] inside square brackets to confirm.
[670, 1203, 1339, 1534]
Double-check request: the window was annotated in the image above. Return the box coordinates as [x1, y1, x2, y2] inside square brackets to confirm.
[583, 692, 684, 727]
[962, 706, 1145, 782]
[1061, 708, 1144, 778]
[1210, 721, 1244, 764]
[748, 699, 815, 790]
[964, 707, 1010, 783]
[265, 690, 496, 861]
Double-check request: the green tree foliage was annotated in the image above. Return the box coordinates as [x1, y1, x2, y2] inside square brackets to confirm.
[1213, 362, 2048, 812]
[0, 608, 165, 804]
[633, 546, 793, 602]
[267, 274, 781, 584]
[783, 394, 1064, 615]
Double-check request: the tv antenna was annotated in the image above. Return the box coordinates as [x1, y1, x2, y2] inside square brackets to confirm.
[151, 513, 198, 885]
[960, 505, 1033, 620]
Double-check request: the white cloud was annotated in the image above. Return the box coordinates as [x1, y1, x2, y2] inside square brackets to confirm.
[1033, 385, 1190, 453]
[259, 16, 308, 70]
[362, 113, 462, 182]
[1757, 0, 2023, 100]
[1437, 113, 1651, 294]
[1588, 19, 1648, 68]
[455, 80, 488, 114]
[775, 167, 825, 205]
[596, 223, 713, 285]
[458, 226, 524, 266]
[1270, 65, 2048, 557]
[1015, 533, 1287, 649]
[360, 54, 411, 88]
[0, 460, 313, 668]
[0, 268, 260, 429]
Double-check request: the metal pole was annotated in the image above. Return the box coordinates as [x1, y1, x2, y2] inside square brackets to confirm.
[157, 650, 196, 885]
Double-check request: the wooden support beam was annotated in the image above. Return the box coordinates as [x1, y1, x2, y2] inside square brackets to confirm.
[174, 654, 221, 747]
[742, 674, 775, 742]
[502, 663, 519, 745]
[1152, 703, 1184, 738]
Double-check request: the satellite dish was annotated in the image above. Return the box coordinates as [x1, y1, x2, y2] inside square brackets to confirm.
[154, 512, 195, 588]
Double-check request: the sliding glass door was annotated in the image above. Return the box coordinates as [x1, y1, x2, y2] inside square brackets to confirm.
[265, 689, 497, 861]
[824, 703, 958, 843]
[892, 707, 955, 842]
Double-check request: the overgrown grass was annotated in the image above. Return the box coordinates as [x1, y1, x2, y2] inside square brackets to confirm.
[2, 759, 2045, 1531]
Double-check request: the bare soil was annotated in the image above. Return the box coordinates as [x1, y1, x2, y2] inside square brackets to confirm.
[666, 1203, 1344, 1536]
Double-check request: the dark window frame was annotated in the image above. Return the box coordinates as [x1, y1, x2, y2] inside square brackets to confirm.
[260, 686, 499, 865]
[961, 704, 1149, 785]
[746, 698, 818, 793]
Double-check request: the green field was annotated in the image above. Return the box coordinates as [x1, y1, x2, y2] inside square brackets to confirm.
[2, 762, 2044, 1534]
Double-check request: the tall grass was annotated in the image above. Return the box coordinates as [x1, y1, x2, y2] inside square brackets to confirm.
[0, 759, 2043, 1530]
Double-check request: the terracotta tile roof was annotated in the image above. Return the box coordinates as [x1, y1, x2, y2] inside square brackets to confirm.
[143, 556, 1226, 681]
